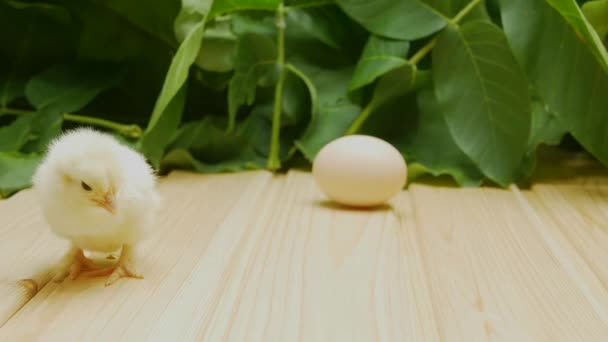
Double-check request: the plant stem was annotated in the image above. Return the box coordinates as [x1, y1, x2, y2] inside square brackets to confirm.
[345, 101, 374, 135]
[1, 107, 142, 138]
[408, 37, 438, 65]
[64, 114, 142, 138]
[268, 3, 286, 171]
[450, 0, 482, 25]
[408, 0, 482, 65]
[346, 0, 483, 135]
[0, 107, 29, 116]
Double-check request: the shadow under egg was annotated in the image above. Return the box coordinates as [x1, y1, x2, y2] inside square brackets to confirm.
[313, 199, 393, 212]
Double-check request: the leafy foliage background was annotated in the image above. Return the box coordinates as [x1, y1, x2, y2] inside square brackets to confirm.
[0, 0, 607, 197]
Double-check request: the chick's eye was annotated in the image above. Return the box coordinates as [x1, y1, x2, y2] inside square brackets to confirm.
[81, 181, 92, 191]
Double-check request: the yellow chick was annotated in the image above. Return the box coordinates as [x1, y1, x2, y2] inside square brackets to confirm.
[32, 127, 161, 286]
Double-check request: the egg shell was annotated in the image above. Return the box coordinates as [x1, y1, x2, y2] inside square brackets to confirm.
[312, 135, 407, 207]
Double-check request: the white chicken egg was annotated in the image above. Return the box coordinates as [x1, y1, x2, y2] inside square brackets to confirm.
[312, 135, 407, 207]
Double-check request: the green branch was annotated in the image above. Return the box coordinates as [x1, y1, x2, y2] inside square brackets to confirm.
[408, 0, 482, 66]
[268, 3, 286, 171]
[345, 102, 374, 135]
[1, 107, 142, 138]
[450, 0, 482, 25]
[408, 37, 438, 65]
[345, 0, 483, 135]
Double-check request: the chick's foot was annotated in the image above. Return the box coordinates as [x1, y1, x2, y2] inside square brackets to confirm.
[80, 260, 143, 286]
[106, 261, 143, 286]
[53, 249, 97, 283]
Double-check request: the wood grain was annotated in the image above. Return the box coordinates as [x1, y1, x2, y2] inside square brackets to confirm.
[0, 279, 38, 327]
[524, 183, 608, 303]
[0, 171, 273, 341]
[0, 187, 67, 327]
[183, 171, 438, 341]
[409, 184, 608, 341]
[0, 170, 607, 341]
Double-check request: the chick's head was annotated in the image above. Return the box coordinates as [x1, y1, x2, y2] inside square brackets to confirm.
[34, 128, 125, 215]
[65, 158, 118, 214]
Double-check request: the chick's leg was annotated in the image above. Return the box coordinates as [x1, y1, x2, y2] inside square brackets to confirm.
[53, 245, 96, 282]
[105, 244, 143, 286]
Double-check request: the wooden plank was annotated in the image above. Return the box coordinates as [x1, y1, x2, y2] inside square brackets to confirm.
[0, 171, 439, 341]
[409, 184, 608, 341]
[0, 171, 275, 340]
[2, 168, 608, 340]
[525, 183, 608, 296]
[141, 173, 287, 341]
[188, 171, 438, 341]
[0, 188, 68, 327]
[0, 280, 38, 327]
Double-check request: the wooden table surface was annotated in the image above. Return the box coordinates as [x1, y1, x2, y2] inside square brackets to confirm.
[1, 164, 608, 341]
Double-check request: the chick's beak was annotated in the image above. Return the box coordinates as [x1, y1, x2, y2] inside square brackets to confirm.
[94, 192, 115, 214]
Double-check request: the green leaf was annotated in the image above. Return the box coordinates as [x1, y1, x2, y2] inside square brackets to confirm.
[285, 5, 358, 51]
[161, 148, 264, 173]
[514, 95, 567, 183]
[232, 11, 278, 36]
[512, 151, 537, 185]
[543, 0, 608, 70]
[2, 0, 72, 24]
[69, 0, 175, 119]
[433, 21, 531, 186]
[349, 35, 409, 91]
[0, 1, 78, 80]
[297, 102, 360, 161]
[348, 63, 428, 135]
[336, 0, 447, 40]
[276, 70, 312, 127]
[209, 0, 280, 19]
[501, 0, 608, 167]
[0, 152, 40, 198]
[228, 33, 277, 130]
[286, 64, 318, 123]
[146, 14, 207, 132]
[528, 98, 566, 148]
[284, 0, 331, 6]
[283, 6, 367, 67]
[20, 107, 63, 153]
[0, 108, 65, 154]
[179, 0, 214, 16]
[175, 5, 237, 73]
[75, 6, 147, 62]
[369, 64, 419, 108]
[196, 19, 237, 72]
[248, 102, 303, 161]
[161, 115, 266, 173]
[138, 85, 187, 168]
[422, 0, 490, 20]
[240, 66, 311, 128]
[97, 0, 181, 47]
[408, 85, 484, 187]
[294, 63, 362, 160]
[0, 77, 26, 109]
[17, 63, 120, 153]
[583, 0, 608, 38]
[25, 63, 123, 112]
[0, 114, 35, 152]
[148, 0, 216, 140]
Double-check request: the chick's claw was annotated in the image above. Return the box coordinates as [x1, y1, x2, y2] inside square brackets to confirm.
[105, 262, 143, 287]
